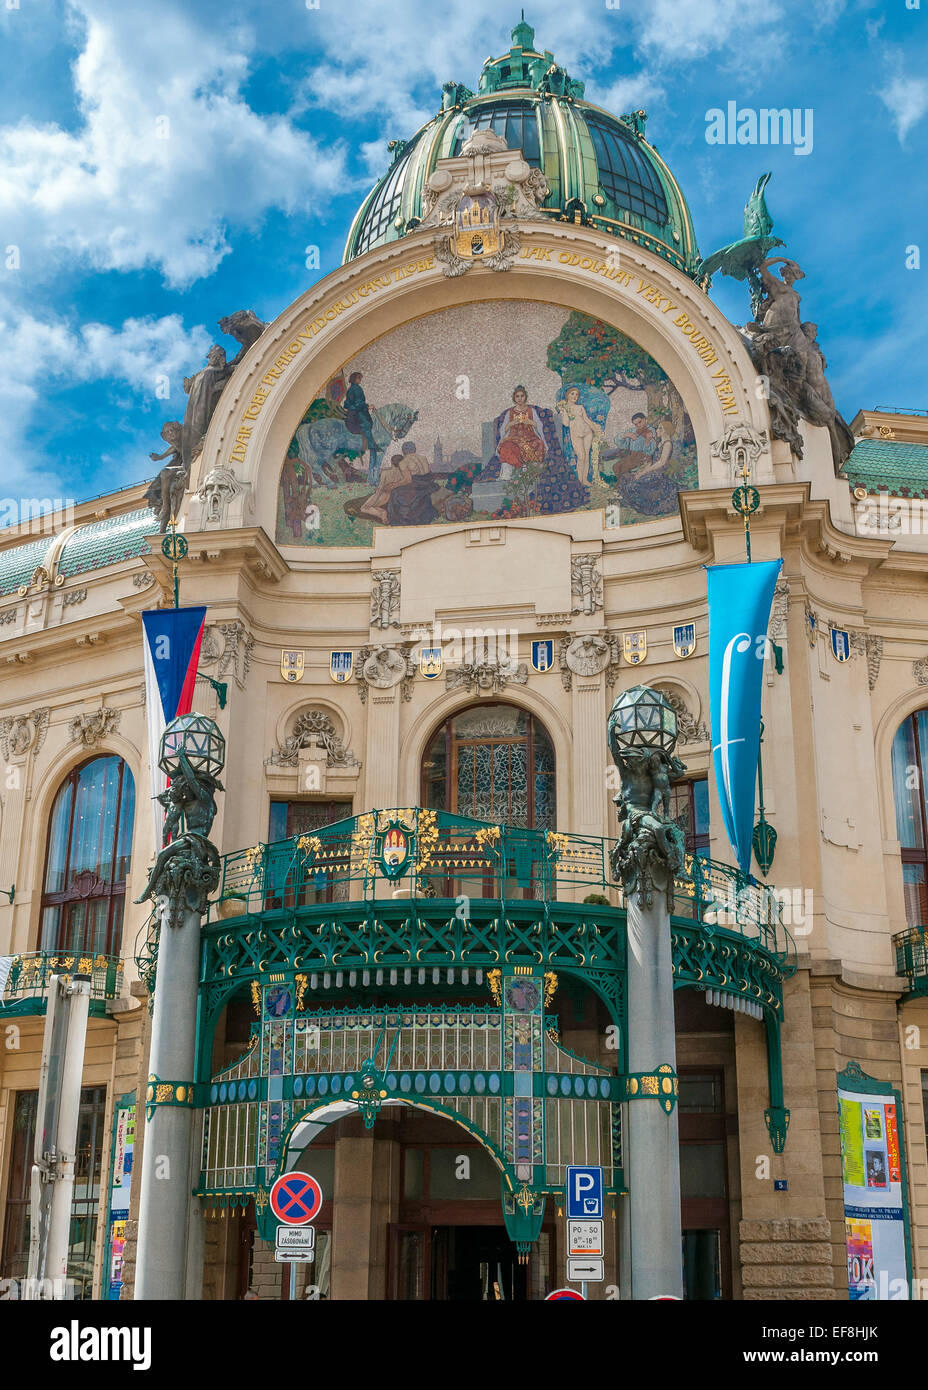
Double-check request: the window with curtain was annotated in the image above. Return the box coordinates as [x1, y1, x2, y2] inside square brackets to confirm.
[890, 711, 928, 927]
[39, 756, 135, 958]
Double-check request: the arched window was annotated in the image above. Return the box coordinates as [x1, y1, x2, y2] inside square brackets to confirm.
[421, 704, 556, 828]
[891, 710, 928, 926]
[39, 756, 135, 957]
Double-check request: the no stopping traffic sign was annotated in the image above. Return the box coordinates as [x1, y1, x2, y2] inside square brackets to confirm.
[269, 1171, 323, 1226]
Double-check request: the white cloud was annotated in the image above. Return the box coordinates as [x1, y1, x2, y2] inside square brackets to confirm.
[0, 0, 351, 289]
[0, 305, 211, 498]
[879, 72, 928, 144]
[631, 0, 786, 62]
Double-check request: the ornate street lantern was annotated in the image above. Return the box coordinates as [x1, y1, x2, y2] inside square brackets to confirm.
[607, 684, 678, 759]
[158, 713, 226, 779]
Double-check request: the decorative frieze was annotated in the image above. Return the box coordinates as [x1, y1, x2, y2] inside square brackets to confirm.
[370, 571, 401, 629]
[849, 632, 882, 690]
[69, 708, 121, 747]
[570, 556, 603, 615]
[267, 709, 359, 768]
[710, 420, 768, 480]
[62, 588, 88, 607]
[557, 632, 615, 692]
[0, 708, 49, 760]
[446, 658, 529, 695]
[356, 644, 416, 703]
[770, 578, 790, 639]
[199, 620, 254, 690]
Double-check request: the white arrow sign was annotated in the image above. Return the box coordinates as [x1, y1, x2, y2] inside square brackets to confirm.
[275, 1226, 316, 1263]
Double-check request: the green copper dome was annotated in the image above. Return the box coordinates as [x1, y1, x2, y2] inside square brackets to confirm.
[343, 19, 700, 276]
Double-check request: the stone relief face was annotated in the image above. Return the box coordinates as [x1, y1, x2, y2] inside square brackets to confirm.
[566, 634, 610, 674]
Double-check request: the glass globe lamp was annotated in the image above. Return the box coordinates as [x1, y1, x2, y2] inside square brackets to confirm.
[608, 684, 678, 758]
[158, 713, 225, 780]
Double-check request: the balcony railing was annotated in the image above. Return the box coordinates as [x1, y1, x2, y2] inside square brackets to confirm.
[0, 951, 124, 1015]
[893, 927, 928, 994]
[212, 807, 796, 969]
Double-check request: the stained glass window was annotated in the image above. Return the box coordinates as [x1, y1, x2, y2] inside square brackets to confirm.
[421, 704, 555, 829]
[40, 756, 135, 957]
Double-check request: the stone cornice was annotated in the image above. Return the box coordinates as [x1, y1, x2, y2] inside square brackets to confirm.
[679, 483, 893, 578]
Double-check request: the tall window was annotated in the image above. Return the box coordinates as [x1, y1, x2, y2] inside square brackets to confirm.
[670, 777, 710, 858]
[421, 705, 556, 829]
[40, 756, 135, 957]
[1, 1087, 107, 1297]
[891, 711, 928, 927]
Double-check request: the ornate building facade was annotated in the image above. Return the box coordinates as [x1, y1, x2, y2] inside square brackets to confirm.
[2, 21, 928, 1301]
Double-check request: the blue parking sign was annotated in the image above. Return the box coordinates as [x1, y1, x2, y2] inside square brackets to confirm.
[566, 1165, 603, 1219]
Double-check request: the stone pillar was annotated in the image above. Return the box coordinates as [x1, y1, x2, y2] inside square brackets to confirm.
[571, 676, 607, 836]
[607, 685, 687, 1301]
[330, 1116, 400, 1300]
[134, 903, 202, 1299]
[363, 690, 401, 807]
[625, 894, 683, 1299]
[133, 715, 225, 1301]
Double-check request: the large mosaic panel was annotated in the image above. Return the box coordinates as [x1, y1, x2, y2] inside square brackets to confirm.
[276, 302, 696, 546]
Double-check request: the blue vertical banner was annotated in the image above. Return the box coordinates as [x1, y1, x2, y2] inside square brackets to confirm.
[706, 560, 783, 873]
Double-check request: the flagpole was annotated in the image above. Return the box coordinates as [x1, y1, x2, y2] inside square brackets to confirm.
[731, 461, 760, 564]
[163, 515, 187, 609]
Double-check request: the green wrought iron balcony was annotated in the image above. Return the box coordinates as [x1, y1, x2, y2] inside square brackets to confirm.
[0, 950, 124, 1017]
[195, 808, 795, 1000]
[215, 809, 786, 933]
[893, 927, 928, 995]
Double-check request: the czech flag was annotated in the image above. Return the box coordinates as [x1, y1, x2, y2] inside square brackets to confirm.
[142, 607, 206, 844]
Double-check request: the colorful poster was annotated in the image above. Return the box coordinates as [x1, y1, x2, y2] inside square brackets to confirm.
[838, 1082, 908, 1299]
[886, 1103, 901, 1183]
[846, 1218, 874, 1300]
[839, 1097, 864, 1187]
[106, 1101, 136, 1300]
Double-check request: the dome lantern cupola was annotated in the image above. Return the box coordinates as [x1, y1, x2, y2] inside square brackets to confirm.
[343, 20, 700, 276]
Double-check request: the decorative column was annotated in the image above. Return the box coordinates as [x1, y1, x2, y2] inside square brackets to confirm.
[608, 685, 685, 1300]
[134, 714, 225, 1301]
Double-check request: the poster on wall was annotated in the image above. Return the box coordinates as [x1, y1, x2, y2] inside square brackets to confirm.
[105, 1097, 137, 1300]
[838, 1065, 909, 1299]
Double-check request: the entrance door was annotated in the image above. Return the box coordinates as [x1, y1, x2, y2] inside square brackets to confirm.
[678, 1069, 732, 1299]
[431, 1226, 528, 1301]
[388, 1224, 534, 1300]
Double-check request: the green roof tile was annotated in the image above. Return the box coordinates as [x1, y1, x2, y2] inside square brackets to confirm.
[840, 438, 928, 496]
[0, 536, 54, 598]
[57, 508, 156, 579]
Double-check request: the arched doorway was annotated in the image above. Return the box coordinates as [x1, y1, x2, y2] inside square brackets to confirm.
[268, 1105, 555, 1301]
[421, 703, 556, 828]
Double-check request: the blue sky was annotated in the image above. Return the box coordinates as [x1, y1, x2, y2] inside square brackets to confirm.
[0, 0, 925, 507]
